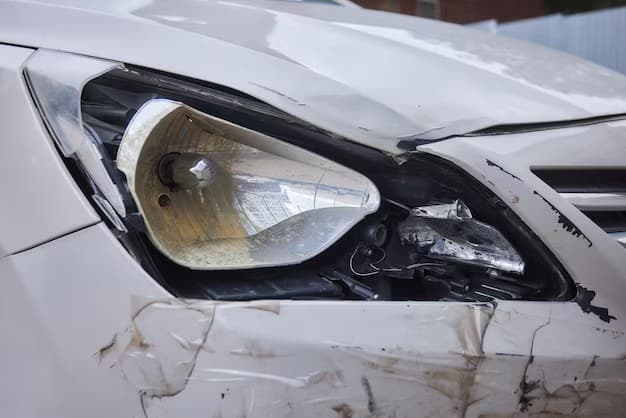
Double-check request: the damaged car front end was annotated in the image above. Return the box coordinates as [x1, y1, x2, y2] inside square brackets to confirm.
[25, 53, 574, 305]
[1, 1, 626, 417]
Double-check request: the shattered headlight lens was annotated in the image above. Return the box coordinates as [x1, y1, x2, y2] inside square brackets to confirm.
[117, 99, 380, 269]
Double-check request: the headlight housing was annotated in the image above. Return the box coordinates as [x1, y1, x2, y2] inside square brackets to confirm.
[25, 49, 573, 303]
[117, 99, 379, 269]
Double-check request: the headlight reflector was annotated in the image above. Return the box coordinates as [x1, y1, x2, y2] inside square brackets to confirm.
[117, 99, 381, 270]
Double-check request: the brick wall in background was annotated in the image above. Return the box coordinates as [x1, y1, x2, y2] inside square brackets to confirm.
[440, 0, 544, 23]
[353, 0, 545, 24]
[355, 0, 416, 15]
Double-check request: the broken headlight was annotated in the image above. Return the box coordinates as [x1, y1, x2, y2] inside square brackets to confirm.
[398, 200, 524, 274]
[117, 99, 379, 269]
[25, 49, 573, 302]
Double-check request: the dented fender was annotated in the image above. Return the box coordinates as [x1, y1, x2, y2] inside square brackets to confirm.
[2, 221, 625, 418]
[97, 298, 626, 418]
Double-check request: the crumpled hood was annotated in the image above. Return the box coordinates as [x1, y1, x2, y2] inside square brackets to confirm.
[3, 0, 626, 153]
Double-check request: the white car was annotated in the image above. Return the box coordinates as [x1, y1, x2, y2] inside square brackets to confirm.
[1, 1, 625, 417]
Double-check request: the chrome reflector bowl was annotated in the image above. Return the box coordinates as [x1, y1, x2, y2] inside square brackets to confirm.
[117, 99, 380, 270]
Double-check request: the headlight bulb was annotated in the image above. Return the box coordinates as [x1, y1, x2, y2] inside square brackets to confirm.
[158, 153, 218, 190]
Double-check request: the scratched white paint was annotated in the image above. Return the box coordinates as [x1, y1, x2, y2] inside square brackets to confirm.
[97, 298, 626, 418]
[115, 298, 216, 397]
[2, 222, 625, 418]
[1, 7, 625, 416]
[419, 124, 626, 324]
[102, 299, 508, 418]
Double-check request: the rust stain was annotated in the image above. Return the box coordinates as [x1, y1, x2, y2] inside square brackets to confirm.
[423, 364, 486, 417]
[94, 333, 118, 364]
[519, 355, 626, 416]
[103, 298, 216, 403]
[332, 403, 354, 418]
[441, 305, 493, 416]
[129, 324, 150, 349]
[519, 381, 598, 415]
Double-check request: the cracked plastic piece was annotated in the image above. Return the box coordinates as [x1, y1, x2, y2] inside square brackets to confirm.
[24, 49, 126, 217]
[117, 99, 380, 270]
[399, 200, 525, 274]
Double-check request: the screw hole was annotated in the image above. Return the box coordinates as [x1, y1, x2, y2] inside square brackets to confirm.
[158, 194, 171, 207]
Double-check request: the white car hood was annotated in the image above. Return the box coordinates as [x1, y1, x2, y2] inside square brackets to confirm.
[3, 0, 626, 152]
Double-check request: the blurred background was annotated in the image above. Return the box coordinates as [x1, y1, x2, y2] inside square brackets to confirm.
[342, 0, 626, 75]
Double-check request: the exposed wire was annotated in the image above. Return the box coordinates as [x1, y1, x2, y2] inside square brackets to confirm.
[376, 266, 403, 272]
[349, 245, 446, 277]
[405, 262, 447, 270]
[349, 246, 380, 276]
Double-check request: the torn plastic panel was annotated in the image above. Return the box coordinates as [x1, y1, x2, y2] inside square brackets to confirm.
[70, 63, 574, 303]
